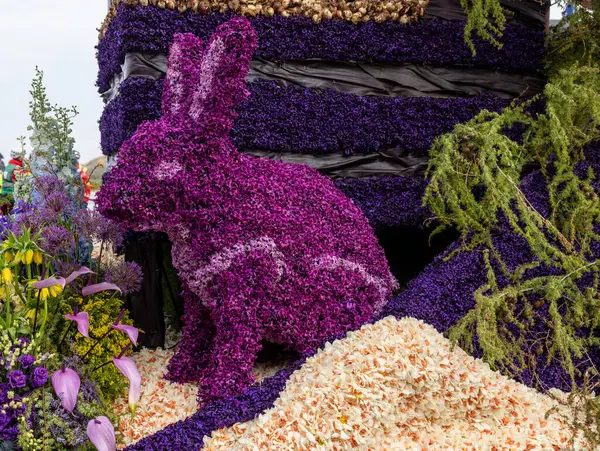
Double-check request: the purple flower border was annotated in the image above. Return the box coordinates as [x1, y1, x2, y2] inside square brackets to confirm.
[100, 77, 510, 157]
[97, 5, 545, 91]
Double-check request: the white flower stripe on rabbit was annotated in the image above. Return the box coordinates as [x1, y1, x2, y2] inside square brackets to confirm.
[190, 37, 225, 122]
[193, 236, 288, 299]
[312, 255, 394, 313]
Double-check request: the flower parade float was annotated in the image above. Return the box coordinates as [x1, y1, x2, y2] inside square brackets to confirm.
[1, 0, 599, 449]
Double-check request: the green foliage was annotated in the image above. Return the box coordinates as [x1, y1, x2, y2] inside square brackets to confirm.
[60, 293, 134, 401]
[424, 66, 600, 380]
[546, 2, 600, 76]
[460, 0, 510, 55]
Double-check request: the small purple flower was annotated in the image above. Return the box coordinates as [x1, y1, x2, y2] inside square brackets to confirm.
[96, 216, 124, 248]
[18, 354, 35, 370]
[42, 191, 72, 218]
[35, 175, 64, 197]
[106, 261, 142, 294]
[7, 371, 26, 389]
[74, 209, 102, 238]
[17, 337, 30, 346]
[31, 367, 48, 388]
[40, 226, 75, 256]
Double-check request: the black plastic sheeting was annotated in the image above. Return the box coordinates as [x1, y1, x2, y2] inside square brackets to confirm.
[245, 148, 429, 178]
[102, 54, 545, 103]
[248, 59, 545, 99]
[425, 0, 548, 28]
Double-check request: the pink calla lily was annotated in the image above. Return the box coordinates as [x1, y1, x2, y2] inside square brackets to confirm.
[112, 356, 141, 415]
[65, 312, 90, 338]
[82, 283, 121, 297]
[66, 266, 94, 285]
[87, 416, 116, 451]
[34, 277, 66, 290]
[110, 324, 139, 346]
[51, 368, 80, 413]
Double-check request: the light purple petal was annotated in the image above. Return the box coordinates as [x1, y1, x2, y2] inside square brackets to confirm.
[65, 266, 94, 285]
[111, 324, 138, 346]
[112, 356, 141, 414]
[51, 368, 80, 413]
[82, 282, 122, 297]
[87, 416, 116, 451]
[65, 312, 90, 338]
[33, 277, 66, 290]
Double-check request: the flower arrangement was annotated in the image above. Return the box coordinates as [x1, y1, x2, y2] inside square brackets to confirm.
[0, 162, 143, 448]
[60, 293, 135, 401]
[97, 18, 397, 401]
[100, 77, 511, 157]
[96, 6, 544, 91]
[99, 0, 428, 40]
[14, 69, 85, 213]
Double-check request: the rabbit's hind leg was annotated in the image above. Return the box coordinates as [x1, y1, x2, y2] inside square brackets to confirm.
[196, 251, 281, 402]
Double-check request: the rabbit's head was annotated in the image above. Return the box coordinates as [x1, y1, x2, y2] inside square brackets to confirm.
[97, 18, 258, 230]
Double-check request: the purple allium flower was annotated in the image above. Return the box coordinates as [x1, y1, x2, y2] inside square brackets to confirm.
[40, 225, 75, 256]
[105, 261, 142, 294]
[31, 367, 48, 388]
[18, 354, 35, 370]
[41, 191, 72, 219]
[35, 175, 64, 198]
[73, 209, 102, 238]
[96, 216, 124, 249]
[7, 371, 26, 389]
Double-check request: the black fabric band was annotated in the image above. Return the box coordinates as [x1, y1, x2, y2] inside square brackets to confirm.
[242, 147, 430, 178]
[101, 53, 545, 103]
[425, 0, 548, 28]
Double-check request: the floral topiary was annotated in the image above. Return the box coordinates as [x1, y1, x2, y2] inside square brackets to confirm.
[60, 293, 134, 401]
[97, 17, 397, 401]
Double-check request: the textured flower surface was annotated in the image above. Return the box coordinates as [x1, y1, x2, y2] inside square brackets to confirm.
[97, 18, 397, 401]
[96, 6, 544, 92]
[203, 317, 590, 450]
[100, 77, 510, 157]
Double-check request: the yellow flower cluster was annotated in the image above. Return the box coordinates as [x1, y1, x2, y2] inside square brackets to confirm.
[99, 0, 429, 39]
[65, 294, 135, 400]
[4, 249, 43, 266]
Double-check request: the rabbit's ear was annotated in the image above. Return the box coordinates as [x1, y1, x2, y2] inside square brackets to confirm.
[162, 33, 205, 117]
[188, 18, 258, 136]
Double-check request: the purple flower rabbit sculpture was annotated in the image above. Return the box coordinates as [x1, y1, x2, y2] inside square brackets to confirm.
[97, 17, 398, 402]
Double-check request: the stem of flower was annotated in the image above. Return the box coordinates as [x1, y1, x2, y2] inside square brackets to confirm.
[4, 285, 11, 327]
[32, 289, 42, 334]
[92, 359, 112, 372]
[58, 322, 73, 350]
[82, 328, 113, 360]
[96, 241, 104, 283]
[93, 342, 131, 372]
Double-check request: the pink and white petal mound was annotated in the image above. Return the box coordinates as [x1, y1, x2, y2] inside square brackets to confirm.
[203, 317, 592, 451]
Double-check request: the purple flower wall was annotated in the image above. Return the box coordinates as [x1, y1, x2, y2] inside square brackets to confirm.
[100, 77, 510, 157]
[97, 6, 544, 92]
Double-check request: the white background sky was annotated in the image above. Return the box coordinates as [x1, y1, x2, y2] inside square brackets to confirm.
[0, 1, 564, 165]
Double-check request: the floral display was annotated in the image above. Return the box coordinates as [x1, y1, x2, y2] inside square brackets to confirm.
[96, 5, 544, 91]
[203, 317, 590, 450]
[99, 77, 510, 157]
[14, 70, 85, 213]
[97, 18, 398, 401]
[99, 0, 428, 40]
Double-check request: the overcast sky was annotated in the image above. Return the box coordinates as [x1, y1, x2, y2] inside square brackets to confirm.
[0, 1, 563, 165]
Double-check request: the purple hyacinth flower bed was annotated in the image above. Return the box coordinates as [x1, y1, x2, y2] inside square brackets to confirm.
[99, 77, 510, 157]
